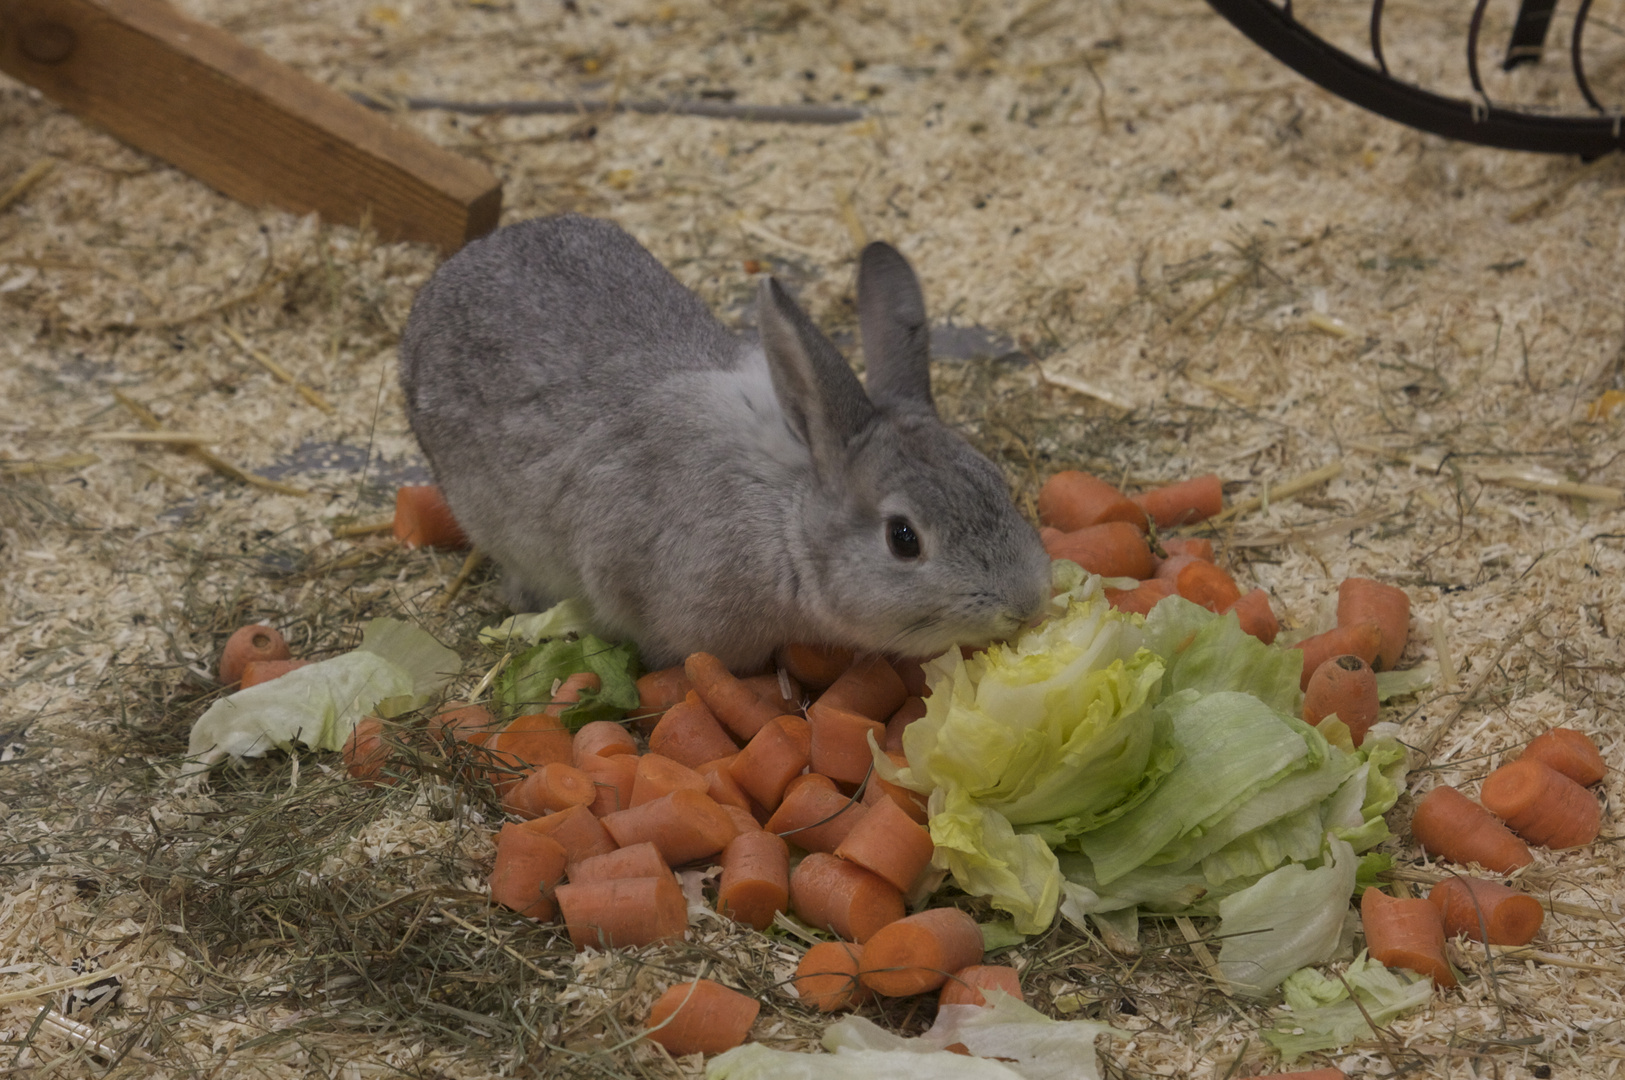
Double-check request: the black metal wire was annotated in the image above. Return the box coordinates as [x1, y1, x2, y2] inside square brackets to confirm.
[1573, 0, 1605, 111]
[1467, 0, 1492, 102]
[1370, 0, 1390, 75]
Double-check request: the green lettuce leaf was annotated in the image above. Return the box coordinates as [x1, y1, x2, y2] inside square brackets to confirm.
[188, 618, 460, 766]
[1143, 597, 1304, 715]
[477, 599, 594, 649]
[1263, 951, 1434, 1062]
[1214, 835, 1357, 996]
[493, 634, 641, 730]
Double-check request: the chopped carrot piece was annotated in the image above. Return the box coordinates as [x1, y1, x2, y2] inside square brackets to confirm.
[572, 720, 638, 763]
[219, 623, 291, 685]
[793, 941, 869, 1011]
[487, 672, 600, 789]
[685, 652, 782, 741]
[938, 964, 1024, 1007]
[645, 979, 759, 1057]
[580, 752, 638, 817]
[861, 752, 930, 825]
[1410, 785, 1532, 873]
[600, 788, 739, 866]
[1225, 588, 1279, 644]
[504, 761, 597, 818]
[1130, 473, 1223, 529]
[567, 841, 671, 884]
[1427, 877, 1544, 945]
[392, 484, 469, 549]
[858, 907, 985, 997]
[240, 659, 311, 687]
[519, 803, 618, 864]
[777, 642, 855, 690]
[767, 776, 869, 853]
[1159, 536, 1215, 562]
[1519, 728, 1607, 786]
[717, 829, 790, 930]
[1104, 578, 1176, 617]
[883, 697, 927, 754]
[698, 755, 754, 812]
[343, 715, 391, 786]
[556, 875, 687, 950]
[722, 803, 765, 835]
[489, 822, 567, 920]
[648, 690, 740, 768]
[888, 655, 930, 698]
[741, 671, 802, 716]
[630, 753, 710, 807]
[1290, 623, 1382, 691]
[1360, 887, 1455, 987]
[835, 793, 935, 893]
[1337, 577, 1410, 671]
[1302, 655, 1380, 746]
[1479, 759, 1601, 849]
[807, 703, 887, 785]
[1171, 560, 1242, 613]
[633, 666, 692, 735]
[429, 702, 497, 746]
[1042, 521, 1156, 579]
[789, 852, 905, 943]
[729, 716, 812, 810]
[815, 655, 908, 723]
[1038, 470, 1147, 532]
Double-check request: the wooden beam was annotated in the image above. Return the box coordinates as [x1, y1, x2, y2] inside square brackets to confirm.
[0, 0, 501, 252]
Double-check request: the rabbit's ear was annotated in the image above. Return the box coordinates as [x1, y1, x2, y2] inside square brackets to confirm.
[759, 277, 874, 479]
[857, 242, 934, 413]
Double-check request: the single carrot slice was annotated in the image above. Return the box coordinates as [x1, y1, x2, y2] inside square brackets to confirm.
[741, 672, 802, 716]
[777, 642, 855, 690]
[729, 716, 812, 811]
[1042, 521, 1156, 579]
[1172, 560, 1243, 613]
[858, 907, 985, 997]
[580, 752, 638, 817]
[1152, 553, 1200, 582]
[1159, 536, 1215, 562]
[938, 964, 1024, 1007]
[861, 753, 930, 825]
[1427, 877, 1545, 945]
[1337, 577, 1410, 671]
[488, 672, 599, 789]
[630, 753, 710, 807]
[1479, 759, 1601, 849]
[240, 659, 311, 687]
[1410, 785, 1532, 873]
[519, 802, 619, 864]
[567, 841, 671, 884]
[488, 822, 567, 920]
[633, 666, 692, 735]
[1104, 578, 1176, 617]
[1225, 588, 1279, 645]
[698, 755, 754, 812]
[573, 720, 638, 764]
[1360, 887, 1455, 987]
[883, 697, 927, 754]
[601, 787, 739, 866]
[1290, 623, 1382, 691]
[645, 979, 759, 1057]
[556, 875, 687, 950]
[1038, 470, 1146, 532]
[685, 652, 782, 741]
[392, 484, 468, 549]
[219, 623, 291, 685]
[793, 941, 869, 1012]
[789, 852, 905, 943]
[807, 703, 887, 786]
[767, 777, 870, 853]
[1130, 473, 1223, 529]
[343, 715, 390, 786]
[1302, 654, 1380, 746]
[504, 761, 597, 818]
[835, 793, 935, 893]
[888, 655, 929, 698]
[429, 702, 497, 746]
[648, 691, 739, 768]
[717, 829, 790, 930]
[1519, 728, 1607, 787]
[815, 655, 908, 723]
[722, 803, 765, 835]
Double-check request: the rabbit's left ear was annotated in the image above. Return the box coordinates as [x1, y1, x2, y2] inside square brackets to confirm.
[758, 277, 874, 484]
[857, 242, 934, 414]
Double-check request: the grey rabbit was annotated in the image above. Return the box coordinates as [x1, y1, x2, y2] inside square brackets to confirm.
[399, 214, 1050, 672]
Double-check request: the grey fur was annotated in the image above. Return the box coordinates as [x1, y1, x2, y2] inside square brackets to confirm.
[399, 214, 1050, 671]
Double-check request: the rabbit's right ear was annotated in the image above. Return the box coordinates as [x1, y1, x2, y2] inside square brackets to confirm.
[857, 242, 934, 414]
[758, 277, 874, 483]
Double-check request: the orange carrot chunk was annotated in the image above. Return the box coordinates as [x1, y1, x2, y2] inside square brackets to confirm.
[685, 652, 783, 742]
[1104, 578, 1176, 617]
[1427, 877, 1545, 945]
[556, 875, 687, 950]
[1337, 577, 1410, 671]
[1519, 728, 1607, 787]
[1479, 758, 1601, 849]
[504, 761, 597, 818]
[573, 720, 638, 764]
[429, 702, 497, 746]
[1130, 473, 1223, 529]
[392, 484, 469, 549]
[938, 964, 1024, 1007]
[489, 822, 567, 920]
[835, 793, 935, 893]
[1410, 785, 1532, 873]
[1225, 588, 1279, 645]
[567, 840, 672, 884]
[219, 623, 291, 685]
[1302, 655, 1380, 747]
[601, 787, 739, 866]
[1290, 623, 1382, 691]
[1159, 536, 1215, 563]
[789, 852, 906, 943]
[580, 752, 639, 817]
[698, 755, 754, 812]
[630, 753, 710, 807]
[717, 829, 790, 930]
[1038, 470, 1147, 532]
[1042, 521, 1156, 580]
[488, 672, 600, 789]
[767, 777, 870, 853]
[634, 666, 693, 735]
[648, 690, 740, 768]
[793, 941, 870, 1012]
[861, 753, 931, 825]
[343, 715, 391, 786]
[240, 659, 311, 688]
[858, 907, 986, 997]
[741, 672, 802, 716]
[777, 642, 855, 691]
[723, 803, 766, 835]
[519, 803, 619, 864]
[807, 703, 887, 786]
[1360, 886, 1456, 987]
[729, 715, 812, 810]
[816, 655, 909, 723]
[883, 697, 928, 754]
[645, 979, 760, 1057]
[1172, 560, 1243, 613]
[889, 655, 930, 698]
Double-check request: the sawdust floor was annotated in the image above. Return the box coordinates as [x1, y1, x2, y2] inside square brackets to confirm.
[1, 0, 1623, 1077]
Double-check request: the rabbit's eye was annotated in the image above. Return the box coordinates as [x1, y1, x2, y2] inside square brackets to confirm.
[887, 517, 922, 560]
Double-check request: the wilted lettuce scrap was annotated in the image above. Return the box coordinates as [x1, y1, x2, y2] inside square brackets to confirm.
[492, 633, 642, 730]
